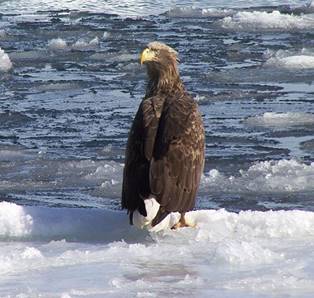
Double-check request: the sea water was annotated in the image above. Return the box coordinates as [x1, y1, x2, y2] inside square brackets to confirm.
[0, 0, 314, 296]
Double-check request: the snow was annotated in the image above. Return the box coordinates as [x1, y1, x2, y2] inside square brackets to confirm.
[222, 10, 314, 31]
[0, 47, 12, 72]
[1, 202, 314, 297]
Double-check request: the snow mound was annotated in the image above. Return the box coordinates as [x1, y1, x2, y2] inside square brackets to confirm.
[201, 159, 314, 193]
[0, 47, 12, 72]
[222, 10, 314, 31]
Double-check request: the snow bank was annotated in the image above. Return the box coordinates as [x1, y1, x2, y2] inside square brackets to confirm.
[245, 112, 314, 127]
[222, 10, 314, 31]
[0, 47, 12, 72]
[201, 159, 314, 193]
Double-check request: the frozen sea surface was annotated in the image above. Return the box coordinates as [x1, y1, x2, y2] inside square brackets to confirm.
[0, 0, 314, 296]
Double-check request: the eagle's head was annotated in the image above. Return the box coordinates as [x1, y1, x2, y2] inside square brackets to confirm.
[140, 41, 178, 66]
[140, 41, 182, 95]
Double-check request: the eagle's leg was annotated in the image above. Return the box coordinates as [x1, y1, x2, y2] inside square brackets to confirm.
[171, 213, 196, 229]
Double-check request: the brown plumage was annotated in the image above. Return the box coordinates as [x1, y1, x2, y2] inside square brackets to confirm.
[121, 41, 205, 228]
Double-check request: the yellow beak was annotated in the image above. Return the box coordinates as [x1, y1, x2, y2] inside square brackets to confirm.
[140, 48, 156, 65]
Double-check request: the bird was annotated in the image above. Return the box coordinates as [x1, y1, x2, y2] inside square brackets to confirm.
[121, 41, 205, 230]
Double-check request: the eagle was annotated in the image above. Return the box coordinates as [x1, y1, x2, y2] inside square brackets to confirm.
[121, 41, 205, 230]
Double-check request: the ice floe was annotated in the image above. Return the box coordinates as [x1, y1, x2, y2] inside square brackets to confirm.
[2, 202, 314, 296]
[245, 112, 314, 127]
[48, 38, 68, 50]
[222, 10, 314, 31]
[0, 47, 12, 72]
[0, 30, 6, 39]
[103, 31, 110, 39]
[72, 36, 99, 50]
[48, 36, 100, 51]
[265, 49, 314, 69]
[201, 159, 314, 193]
[166, 7, 233, 18]
[2, 201, 314, 241]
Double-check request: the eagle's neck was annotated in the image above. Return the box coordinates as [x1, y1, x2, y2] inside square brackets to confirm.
[145, 61, 184, 97]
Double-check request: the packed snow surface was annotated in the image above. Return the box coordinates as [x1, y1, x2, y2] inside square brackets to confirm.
[1, 202, 314, 297]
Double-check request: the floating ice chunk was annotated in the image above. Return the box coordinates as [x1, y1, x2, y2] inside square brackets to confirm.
[0, 47, 12, 72]
[72, 36, 99, 50]
[245, 112, 314, 127]
[48, 38, 68, 50]
[222, 10, 314, 31]
[201, 159, 314, 193]
[167, 7, 233, 18]
[89, 36, 99, 46]
[103, 31, 110, 39]
[0, 30, 6, 39]
[267, 55, 314, 69]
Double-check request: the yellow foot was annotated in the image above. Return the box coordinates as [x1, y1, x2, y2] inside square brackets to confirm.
[171, 220, 196, 229]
